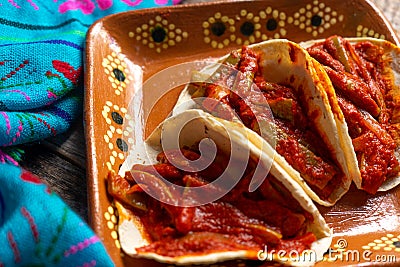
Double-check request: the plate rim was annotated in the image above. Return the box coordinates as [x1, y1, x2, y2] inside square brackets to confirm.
[84, 0, 400, 266]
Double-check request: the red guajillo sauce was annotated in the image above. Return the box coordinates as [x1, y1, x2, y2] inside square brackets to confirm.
[107, 148, 317, 257]
[307, 35, 400, 194]
[198, 46, 344, 201]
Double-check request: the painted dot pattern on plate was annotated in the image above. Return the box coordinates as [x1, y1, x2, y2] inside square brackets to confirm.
[104, 205, 121, 249]
[259, 7, 287, 40]
[101, 101, 132, 171]
[203, 8, 289, 48]
[122, 0, 388, 53]
[102, 50, 132, 96]
[125, 1, 387, 51]
[202, 0, 376, 49]
[361, 233, 400, 252]
[203, 12, 236, 49]
[200, 1, 350, 48]
[234, 9, 259, 46]
[128, 15, 188, 53]
[287, 0, 344, 37]
[356, 24, 386, 39]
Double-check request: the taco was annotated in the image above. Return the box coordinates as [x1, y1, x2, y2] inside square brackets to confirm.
[302, 35, 400, 194]
[107, 109, 332, 266]
[174, 39, 357, 206]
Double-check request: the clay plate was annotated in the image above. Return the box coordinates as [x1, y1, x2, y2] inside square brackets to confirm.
[84, 0, 400, 266]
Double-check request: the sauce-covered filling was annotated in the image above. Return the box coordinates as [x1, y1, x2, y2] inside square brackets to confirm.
[193, 46, 344, 201]
[107, 148, 316, 257]
[307, 35, 400, 194]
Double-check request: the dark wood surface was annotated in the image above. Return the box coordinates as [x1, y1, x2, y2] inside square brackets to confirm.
[19, 0, 399, 223]
[20, 120, 88, 219]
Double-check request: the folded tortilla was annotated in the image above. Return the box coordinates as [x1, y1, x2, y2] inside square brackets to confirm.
[301, 36, 400, 194]
[173, 39, 357, 206]
[109, 109, 332, 266]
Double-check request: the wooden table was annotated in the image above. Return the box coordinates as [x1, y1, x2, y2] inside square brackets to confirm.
[19, 0, 400, 222]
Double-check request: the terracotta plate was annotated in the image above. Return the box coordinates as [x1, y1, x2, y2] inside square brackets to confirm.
[84, 0, 400, 266]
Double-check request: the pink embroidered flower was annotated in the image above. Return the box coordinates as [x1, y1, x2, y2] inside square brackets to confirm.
[58, 0, 180, 15]
[121, 0, 142, 6]
[96, 0, 112, 10]
[155, 0, 168, 5]
[58, 0, 96, 15]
